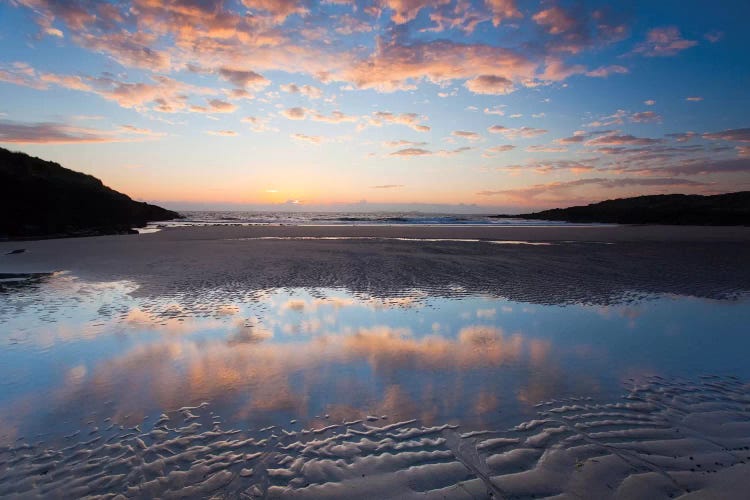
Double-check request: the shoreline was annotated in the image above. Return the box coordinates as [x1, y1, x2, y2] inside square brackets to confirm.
[4, 222, 750, 244]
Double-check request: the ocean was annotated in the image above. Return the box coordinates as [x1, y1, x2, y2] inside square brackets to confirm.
[150, 210, 583, 227]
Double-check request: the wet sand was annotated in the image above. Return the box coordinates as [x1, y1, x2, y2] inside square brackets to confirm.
[2, 224, 749, 306]
[1, 377, 748, 499]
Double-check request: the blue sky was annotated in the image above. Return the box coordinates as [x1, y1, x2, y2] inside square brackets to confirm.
[1, 0, 749, 211]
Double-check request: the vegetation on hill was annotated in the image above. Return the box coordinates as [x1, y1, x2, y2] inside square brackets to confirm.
[494, 192, 750, 225]
[0, 147, 180, 238]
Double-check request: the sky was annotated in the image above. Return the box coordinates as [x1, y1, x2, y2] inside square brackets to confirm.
[0, 0, 749, 212]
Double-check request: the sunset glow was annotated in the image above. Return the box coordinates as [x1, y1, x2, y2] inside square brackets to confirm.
[1, 0, 748, 211]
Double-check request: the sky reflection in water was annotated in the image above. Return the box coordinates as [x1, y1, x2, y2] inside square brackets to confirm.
[0, 273, 749, 445]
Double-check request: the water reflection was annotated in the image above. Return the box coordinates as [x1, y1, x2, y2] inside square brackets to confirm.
[1, 275, 749, 449]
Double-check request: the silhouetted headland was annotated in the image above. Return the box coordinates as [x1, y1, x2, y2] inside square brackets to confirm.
[494, 192, 750, 225]
[0, 148, 180, 239]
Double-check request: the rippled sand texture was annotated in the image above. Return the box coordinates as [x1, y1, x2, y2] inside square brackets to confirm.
[1, 377, 748, 499]
[2, 225, 750, 308]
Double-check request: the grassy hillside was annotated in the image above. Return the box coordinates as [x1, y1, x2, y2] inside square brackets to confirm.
[0, 148, 180, 238]
[495, 192, 750, 225]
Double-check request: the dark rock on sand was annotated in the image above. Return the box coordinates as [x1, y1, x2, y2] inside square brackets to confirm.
[0, 147, 180, 239]
[494, 192, 750, 225]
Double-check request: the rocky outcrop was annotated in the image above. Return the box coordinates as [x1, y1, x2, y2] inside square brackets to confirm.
[0, 147, 180, 238]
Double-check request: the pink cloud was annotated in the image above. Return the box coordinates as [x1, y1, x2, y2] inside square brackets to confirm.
[366, 112, 430, 132]
[379, 0, 451, 24]
[280, 83, 323, 99]
[482, 144, 515, 157]
[630, 111, 661, 123]
[586, 133, 662, 146]
[340, 39, 537, 92]
[485, 0, 522, 27]
[633, 27, 698, 57]
[205, 129, 238, 136]
[702, 128, 750, 143]
[532, 6, 577, 35]
[0, 119, 151, 144]
[292, 133, 324, 144]
[487, 125, 547, 139]
[240, 0, 308, 23]
[464, 74, 514, 95]
[390, 147, 431, 156]
[451, 130, 482, 141]
[218, 68, 269, 89]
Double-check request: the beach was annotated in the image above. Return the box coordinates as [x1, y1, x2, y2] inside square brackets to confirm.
[2, 224, 750, 304]
[1, 224, 750, 499]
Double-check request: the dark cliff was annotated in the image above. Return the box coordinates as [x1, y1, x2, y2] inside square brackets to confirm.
[0, 147, 180, 238]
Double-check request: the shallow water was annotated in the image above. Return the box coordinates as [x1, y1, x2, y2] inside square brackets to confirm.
[1, 270, 749, 498]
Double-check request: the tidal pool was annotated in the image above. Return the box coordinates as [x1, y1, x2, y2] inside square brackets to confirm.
[1, 271, 749, 498]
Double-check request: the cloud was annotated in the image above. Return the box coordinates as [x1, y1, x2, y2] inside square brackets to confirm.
[74, 31, 171, 71]
[464, 74, 513, 95]
[666, 132, 698, 142]
[487, 125, 548, 139]
[366, 112, 430, 132]
[451, 130, 482, 141]
[241, 0, 309, 23]
[585, 109, 627, 127]
[218, 68, 270, 89]
[309, 110, 358, 123]
[292, 133, 324, 144]
[205, 130, 238, 136]
[242, 115, 274, 132]
[644, 99, 655, 106]
[390, 147, 431, 156]
[281, 107, 308, 120]
[586, 109, 662, 127]
[686, 96, 703, 102]
[280, 107, 357, 123]
[482, 144, 515, 157]
[585, 65, 629, 78]
[702, 128, 750, 143]
[119, 125, 165, 137]
[379, 0, 451, 24]
[191, 99, 238, 114]
[335, 14, 375, 35]
[586, 133, 662, 146]
[0, 120, 141, 144]
[555, 131, 587, 144]
[704, 30, 723, 43]
[389, 146, 471, 157]
[280, 83, 323, 99]
[525, 145, 568, 153]
[383, 139, 427, 148]
[495, 160, 594, 175]
[483, 105, 506, 116]
[486, 0, 523, 27]
[656, 158, 750, 176]
[633, 27, 698, 57]
[371, 184, 404, 189]
[532, 6, 576, 35]
[423, 3, 492, 34]
[630, 111, 661, 123]
[477, 177, 706, 200]
[340, 38, 538, 93]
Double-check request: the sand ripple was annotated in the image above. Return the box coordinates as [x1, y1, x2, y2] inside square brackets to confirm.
[2, 377, 749, 499]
